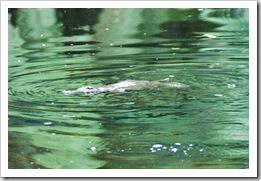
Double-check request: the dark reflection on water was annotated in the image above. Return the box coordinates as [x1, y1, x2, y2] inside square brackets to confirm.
[8, 8, 249, 169]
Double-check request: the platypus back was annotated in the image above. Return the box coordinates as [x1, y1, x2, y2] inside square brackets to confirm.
[63, 80, 189, 95]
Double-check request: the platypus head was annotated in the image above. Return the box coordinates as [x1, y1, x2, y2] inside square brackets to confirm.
[77, 86, 97, 94]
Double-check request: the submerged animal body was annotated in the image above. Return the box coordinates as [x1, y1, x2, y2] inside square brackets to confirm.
[62, 80, 189, 95]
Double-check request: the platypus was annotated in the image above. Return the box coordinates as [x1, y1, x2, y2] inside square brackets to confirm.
[62, 80, 189, 95]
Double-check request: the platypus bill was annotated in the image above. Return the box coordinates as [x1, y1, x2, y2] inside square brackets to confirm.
[62, 80, 189, 95]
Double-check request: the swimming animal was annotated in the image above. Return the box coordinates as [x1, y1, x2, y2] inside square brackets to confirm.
[62, 80, 189, 95]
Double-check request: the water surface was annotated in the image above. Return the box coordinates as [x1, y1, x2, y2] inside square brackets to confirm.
[8, 8, 249, 169]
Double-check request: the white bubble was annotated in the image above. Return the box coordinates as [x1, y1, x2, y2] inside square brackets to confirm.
[170, 148, 178, 153]
[90, 146, 96, 151]
[171, 48, 180, 50]
[183, 150, 188, 156]
[214, 94, 223, 97]
[63, 115, 75, 118]
[203, 34, 217, 39]
[152, 144, 163, 148]
[44, 122, 52, 125]
[227, 84, 236, 88]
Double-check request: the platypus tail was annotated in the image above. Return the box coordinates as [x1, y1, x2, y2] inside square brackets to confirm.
[163, 82, 189, 89]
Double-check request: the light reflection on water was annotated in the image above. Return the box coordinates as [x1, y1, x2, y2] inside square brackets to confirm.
[8, 8, 249, 169]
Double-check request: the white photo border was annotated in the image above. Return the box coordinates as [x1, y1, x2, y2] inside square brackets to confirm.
[1, 1, 257, 177]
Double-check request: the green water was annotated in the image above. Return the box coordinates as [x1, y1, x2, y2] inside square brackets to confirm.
[8, 8, 249, 169]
